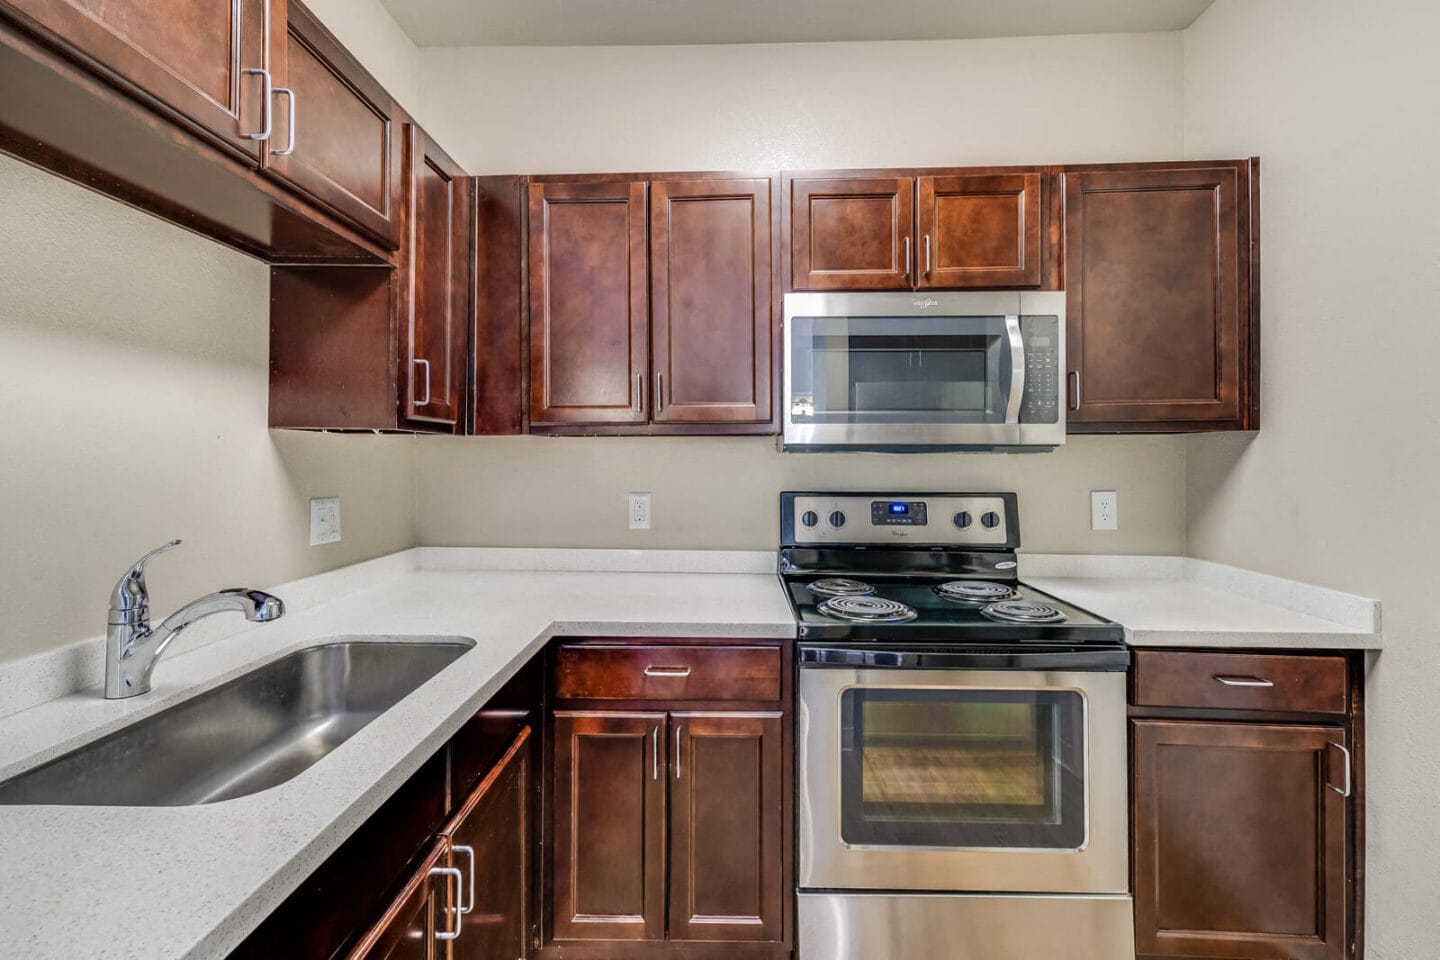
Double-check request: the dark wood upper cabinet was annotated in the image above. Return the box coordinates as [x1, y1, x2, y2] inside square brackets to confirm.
[445, 727, 532, 960]
[401, 123, 470, 429]
[650, 178, 773, 425]
[264, 0, 401, 248]
[917, 172, 1042, 288]
[551, 710, 667, 943]
[1064, 161, 1258, 431]
[528, 180, 649, 426]
[1, 0, 277, 161]
[668, 712, 784, 944]
[789, 176, 914, 290]
[1133, 720, 1349, 960]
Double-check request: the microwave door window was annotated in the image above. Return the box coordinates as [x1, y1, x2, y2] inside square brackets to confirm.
[791, 315, 1009, 424]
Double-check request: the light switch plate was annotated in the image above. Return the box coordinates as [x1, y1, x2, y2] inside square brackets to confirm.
[1090, 490, 1118, 531]
[628, 492, 652, 530]
[310, 496, 342, 545]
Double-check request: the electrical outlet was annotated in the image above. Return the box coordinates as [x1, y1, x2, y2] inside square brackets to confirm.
[1090, 491, 1118, 531]
[310, 496, 342, 545]
[628, 492, 652, 530]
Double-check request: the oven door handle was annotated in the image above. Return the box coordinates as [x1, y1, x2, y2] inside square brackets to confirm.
[1004, 314, 1025, 424]
[799, 645, 1131, 672]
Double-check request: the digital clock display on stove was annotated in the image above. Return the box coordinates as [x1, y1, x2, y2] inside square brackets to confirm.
[871, 500, 928, 525]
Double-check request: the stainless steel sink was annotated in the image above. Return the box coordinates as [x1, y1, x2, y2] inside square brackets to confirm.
[0, 638, 473, 806]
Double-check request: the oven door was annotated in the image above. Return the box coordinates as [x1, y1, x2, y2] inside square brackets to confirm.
[798, 664, 1128, 894]
[784, 292, 1025, 448]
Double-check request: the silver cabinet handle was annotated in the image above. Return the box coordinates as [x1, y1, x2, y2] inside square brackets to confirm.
[655, 372, 664, 414]
[452, 844, 475, 914]
[643, 666, 691, 678]
[902, 236, 912, 280]
[243, 67, 272, 141]
[633, 373, 643, 413]
[413, 358, 431, 407]
[429, 865, 463, 941]
[272, 87, 296, 156]
[1328, 741, 1352, 797]
[924, 233, 932, 277]
[651, 725, 659, 780]
[1214, 675, 1275, 687]
[674, 723, 683, 779]
[1068, 370, 1081, 411]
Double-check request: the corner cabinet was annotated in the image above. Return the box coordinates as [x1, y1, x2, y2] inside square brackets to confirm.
[1130, 650, 1359, 960]
[528, 176, 778, 434]
[1063, 160, 1259, 432]
[544, 640, 792, 959]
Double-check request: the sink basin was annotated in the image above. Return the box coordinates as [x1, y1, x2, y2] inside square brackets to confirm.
[0, 638, 473, 806]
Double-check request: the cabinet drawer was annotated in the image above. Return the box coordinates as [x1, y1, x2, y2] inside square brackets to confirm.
[553, 644, 781, 701]
[1132, 650, 1348, 715]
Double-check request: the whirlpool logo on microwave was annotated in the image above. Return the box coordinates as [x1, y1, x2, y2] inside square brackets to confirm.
[911, 297, 940, 308]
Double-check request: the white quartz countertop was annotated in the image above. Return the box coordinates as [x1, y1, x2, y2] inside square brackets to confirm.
[1022, 554, 1382, 650]
[0, 549, 794, 960]
[0, 547, 1380, 960]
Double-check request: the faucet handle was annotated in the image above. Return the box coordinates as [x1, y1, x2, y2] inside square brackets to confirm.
[109, 539, 182, 624]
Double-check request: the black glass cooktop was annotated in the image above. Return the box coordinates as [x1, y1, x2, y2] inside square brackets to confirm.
[785, 576, 1125, 644]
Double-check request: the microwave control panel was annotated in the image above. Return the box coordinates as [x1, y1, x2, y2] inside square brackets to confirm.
[1018, 315, 1061, 424]
[784, 493, 1017, 547]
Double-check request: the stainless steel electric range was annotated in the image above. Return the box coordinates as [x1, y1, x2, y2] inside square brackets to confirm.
[780, 491, 1136, 960]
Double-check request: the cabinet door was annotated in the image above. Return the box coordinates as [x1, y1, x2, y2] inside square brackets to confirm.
[446, 727, 531, 960]
[1064, 164, 1253, 428]
[1133, 720, 1348, 960]
[551, 711, 666, 942]
[789, 177, 914, 290]
[650, 178, 773, 425]
[265, 0, 401, 247]
[344, 839, 455, 960]
[669, 712, 784, 943]
[3, 0, 274, 160]
[528, 181, 649, 425]
[917, 172, 1042, 288]
[401, 123, 470, 430]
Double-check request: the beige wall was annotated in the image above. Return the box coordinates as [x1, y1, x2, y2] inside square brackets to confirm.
[412, 32, 1191, 553]
[0, 0, 423, 666]
[1182, 0, 1440, 952]
[0, 155, 417, 665]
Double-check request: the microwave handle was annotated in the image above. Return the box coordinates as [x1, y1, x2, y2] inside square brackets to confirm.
[1004, 314, 1025, 424]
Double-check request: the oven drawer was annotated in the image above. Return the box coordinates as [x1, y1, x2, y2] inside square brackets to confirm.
[552, 643, 782, 701]
[1131, 650, 1348, 715]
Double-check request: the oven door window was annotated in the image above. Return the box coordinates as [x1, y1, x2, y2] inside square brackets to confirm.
[839, 687, 1086, 849]
[789, 314, 1014, 424]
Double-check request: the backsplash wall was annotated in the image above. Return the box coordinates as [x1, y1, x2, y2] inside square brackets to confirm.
[413, 31, 1191, 553]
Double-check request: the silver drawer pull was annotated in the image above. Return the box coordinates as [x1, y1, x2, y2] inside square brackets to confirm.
[428, 865, 463, 940]
[1328, 741, 1352, 797]
[413, 358, 431, 407]
[1213, 675, 1274, 687]
[272, 86, 296, 156]
[644, 666, 691, 678]
[243, 67, 272, 141]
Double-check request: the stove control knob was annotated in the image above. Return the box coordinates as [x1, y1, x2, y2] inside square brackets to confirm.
[829, 510, 847, 528]
[981, 511, 1001, 529]
[953, 511, 973, 529]
[801, 510, 819, 528]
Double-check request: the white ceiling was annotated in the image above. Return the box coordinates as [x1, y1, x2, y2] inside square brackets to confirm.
[380, 0, 1215, 47]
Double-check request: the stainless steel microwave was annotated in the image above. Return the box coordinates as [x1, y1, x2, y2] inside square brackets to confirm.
[782, 291, 1066, 451]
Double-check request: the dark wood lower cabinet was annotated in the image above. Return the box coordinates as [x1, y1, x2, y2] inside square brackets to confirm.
[445, 727, 533, 960]
[1132, 719, 1350, 960]
[343, 839, 456, 960]
[551, 711, 668, 943]
[668, 713, 783, 943]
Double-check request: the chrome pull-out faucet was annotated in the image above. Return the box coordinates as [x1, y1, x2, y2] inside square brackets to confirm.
[105, 540, 285, 699]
